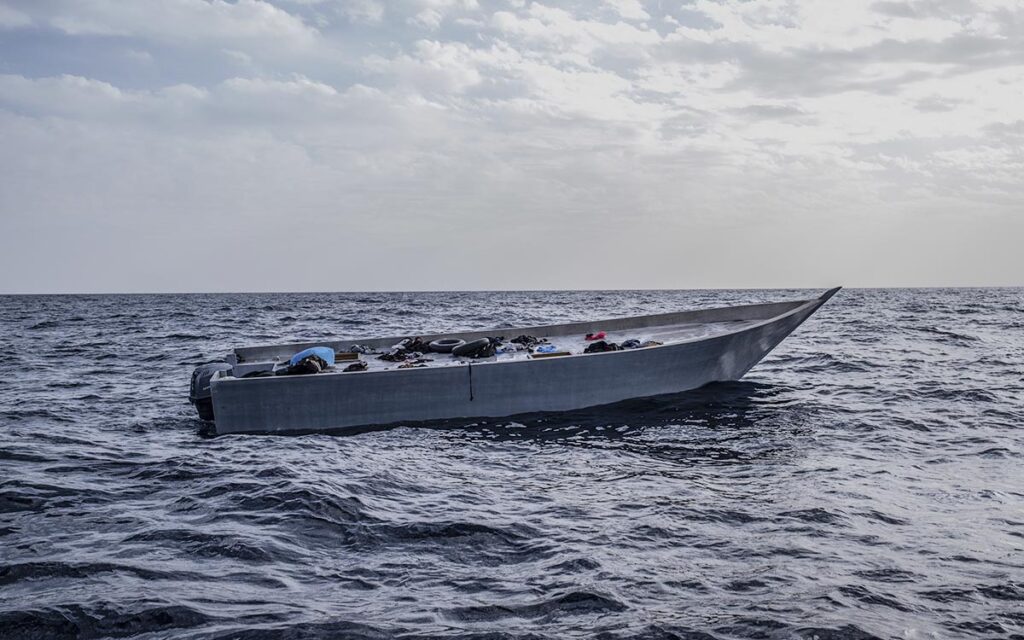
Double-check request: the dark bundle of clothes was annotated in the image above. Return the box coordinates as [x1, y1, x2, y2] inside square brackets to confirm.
[347, 344, 378, 355]
[583, 338, 664, 353]
[343, 361, 368, 372]
[379, 337, 432, 362]
[278, 353, 329, 375]
[505, 335, 555, 354]
[583, 340, 622, 353]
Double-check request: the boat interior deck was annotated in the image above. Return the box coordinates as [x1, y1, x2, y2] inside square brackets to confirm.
[229, 318, 764, 377]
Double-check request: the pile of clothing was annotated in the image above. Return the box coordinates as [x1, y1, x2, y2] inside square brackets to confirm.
[347, 344, 379, 355]
[583, 337, 663, 353]
[494, 334, 553, 355]
[278, 346, 335, 375]
[583, 340, 621, 353]
[379, 337, 432, 362]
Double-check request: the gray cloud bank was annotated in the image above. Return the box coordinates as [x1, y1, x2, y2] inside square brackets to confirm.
[1, 0, 1022, 292]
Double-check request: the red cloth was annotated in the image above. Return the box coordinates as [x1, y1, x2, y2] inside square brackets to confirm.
[585, 331, 606, 341]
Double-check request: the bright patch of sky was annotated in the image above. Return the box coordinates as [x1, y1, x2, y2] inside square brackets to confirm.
[1, 0, 1022, 292]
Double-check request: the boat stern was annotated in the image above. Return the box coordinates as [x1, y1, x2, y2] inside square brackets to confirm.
[189, 362, 232, 421]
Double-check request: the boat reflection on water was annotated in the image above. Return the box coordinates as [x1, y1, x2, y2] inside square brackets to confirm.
[349, 381, 809, 467]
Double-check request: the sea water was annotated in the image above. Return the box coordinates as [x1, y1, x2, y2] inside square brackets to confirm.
[1, 288, 1022, 639]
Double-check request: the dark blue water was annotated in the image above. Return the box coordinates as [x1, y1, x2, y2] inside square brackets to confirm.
[2, 289, 1022, 639]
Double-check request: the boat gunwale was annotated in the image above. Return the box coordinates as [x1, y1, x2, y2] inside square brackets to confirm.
[233, 289, 838, 357]
[215, 288, 839, 385]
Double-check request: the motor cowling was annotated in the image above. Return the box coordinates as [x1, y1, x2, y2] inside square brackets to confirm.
[189, 362, 232, 421]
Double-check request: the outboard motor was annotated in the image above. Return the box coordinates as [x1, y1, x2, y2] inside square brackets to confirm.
[189, 362, 232, 421]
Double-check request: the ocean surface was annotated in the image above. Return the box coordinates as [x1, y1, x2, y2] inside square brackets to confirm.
[1, 288, 1022, 640]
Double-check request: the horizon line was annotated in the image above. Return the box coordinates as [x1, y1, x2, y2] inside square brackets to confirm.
[2, 284, 1022, 296]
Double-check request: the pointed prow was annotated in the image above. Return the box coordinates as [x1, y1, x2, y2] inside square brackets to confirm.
[818, 286, 842, 302]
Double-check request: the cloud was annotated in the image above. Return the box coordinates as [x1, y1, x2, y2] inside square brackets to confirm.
[341, 0, 385, 24]
[15, 0, 318, 49]
[605, 0, 650, 22]
[492, 4, 661, 56]
[914, 94, 961, 112]
[365, 40, 487, 94]
[0, 0, 1023, 291]
[406, 0, 480, 29]
[732, 103, 807, 119]
[0, 3, 31, 28]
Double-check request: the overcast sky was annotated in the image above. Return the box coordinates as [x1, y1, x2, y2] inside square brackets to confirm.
[1, 0, 1021, 293]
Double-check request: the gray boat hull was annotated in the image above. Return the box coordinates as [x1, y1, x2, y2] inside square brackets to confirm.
[208, 288, 840, 435]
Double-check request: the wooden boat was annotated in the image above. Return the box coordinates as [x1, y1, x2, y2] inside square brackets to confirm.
[189, 288, 841, 435]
